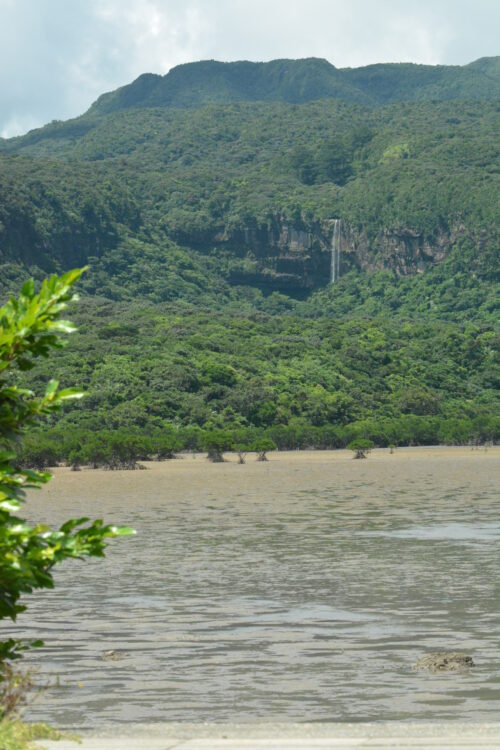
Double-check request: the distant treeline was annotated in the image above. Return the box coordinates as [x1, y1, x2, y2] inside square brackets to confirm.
[20, 414, 498, 469]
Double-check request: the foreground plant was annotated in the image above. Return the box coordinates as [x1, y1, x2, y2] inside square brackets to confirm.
[0, 269, 134, 675]
[0, 717, 67, 750]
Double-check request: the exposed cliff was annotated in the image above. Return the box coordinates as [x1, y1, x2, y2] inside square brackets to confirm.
[217, 215, 464, 291]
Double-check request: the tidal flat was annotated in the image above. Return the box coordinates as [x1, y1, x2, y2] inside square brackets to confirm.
[9, 447, 500, 727]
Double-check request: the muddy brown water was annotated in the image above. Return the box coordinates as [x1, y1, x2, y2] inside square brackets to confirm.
[6, 448, 500, 727]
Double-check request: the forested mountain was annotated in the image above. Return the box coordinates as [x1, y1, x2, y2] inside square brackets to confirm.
[0, 58, 498, 461]
[54, 56, 500, 115]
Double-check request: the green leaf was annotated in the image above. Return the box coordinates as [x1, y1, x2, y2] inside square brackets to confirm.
[21, 279, 35, 298]
[59, 267, 87, 287]
[109, 526, 136, 536]
[55, 388, 85, 401]
[0, 500, 20, 512]
[59, 517, 90, 533]
[44, 379, 59, 397]
[50, 320, 78, 333]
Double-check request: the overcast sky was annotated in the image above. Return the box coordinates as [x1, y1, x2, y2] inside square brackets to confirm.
[1, 0, 498, 137]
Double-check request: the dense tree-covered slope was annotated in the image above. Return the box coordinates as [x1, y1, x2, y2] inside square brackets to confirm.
[17, 293, 498, 467]
[1, 97, 498, 295]
[0, 59, 498, 457]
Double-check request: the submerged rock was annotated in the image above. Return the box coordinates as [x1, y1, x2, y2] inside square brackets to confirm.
[415, 652, 475, 673]
[101, 650, 127, 661]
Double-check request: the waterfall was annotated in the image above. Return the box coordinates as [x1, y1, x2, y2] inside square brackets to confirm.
[330, 219, 341, 284]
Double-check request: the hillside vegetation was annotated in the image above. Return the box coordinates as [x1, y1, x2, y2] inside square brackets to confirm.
[0, 58, 498, 461]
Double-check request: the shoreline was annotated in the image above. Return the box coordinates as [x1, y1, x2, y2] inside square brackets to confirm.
[47, 443, 500, 472]
[41, 721, 500, 749]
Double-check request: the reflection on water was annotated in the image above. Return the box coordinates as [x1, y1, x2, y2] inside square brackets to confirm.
[360, 522, 500, 542]
[5, 450, 500, 727]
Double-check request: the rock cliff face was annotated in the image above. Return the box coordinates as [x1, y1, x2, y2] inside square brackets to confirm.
[218, 215, 460, 292]
[343, 224, 461, 275]
[223, 217, 330, 291]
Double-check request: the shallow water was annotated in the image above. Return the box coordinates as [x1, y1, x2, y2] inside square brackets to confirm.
[6, 449, 500, 727]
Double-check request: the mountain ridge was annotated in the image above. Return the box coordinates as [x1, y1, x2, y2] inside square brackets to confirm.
[2, 56, 499, 153]
[87, 56, 500, 116]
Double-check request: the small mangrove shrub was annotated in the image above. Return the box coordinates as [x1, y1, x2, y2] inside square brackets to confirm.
[252, 437, 277, 462]
[348, 438, 374, 459]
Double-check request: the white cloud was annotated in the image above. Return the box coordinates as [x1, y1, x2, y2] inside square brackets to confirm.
[95, 0, 212, 75]
[0, 0, 498, 136]
[1, 115, 41, 140]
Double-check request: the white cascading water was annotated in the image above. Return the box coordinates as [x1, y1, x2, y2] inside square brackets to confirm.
[330, 219, 341, 284]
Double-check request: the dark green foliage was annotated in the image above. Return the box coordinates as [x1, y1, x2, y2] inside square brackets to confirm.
[0, 152, 140, 277]
[348, 438, 374, 458]
[2, 96, 499, 288]
[0, 62, 498, 456]
[9, 295, 498, 460]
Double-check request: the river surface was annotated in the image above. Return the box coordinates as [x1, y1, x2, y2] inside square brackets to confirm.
[7, 448, 500, 727]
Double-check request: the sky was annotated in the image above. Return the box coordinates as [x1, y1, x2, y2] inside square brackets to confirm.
[0, 0, 498, 137]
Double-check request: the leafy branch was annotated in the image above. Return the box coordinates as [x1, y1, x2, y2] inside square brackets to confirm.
[0, 269, 134, 664]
